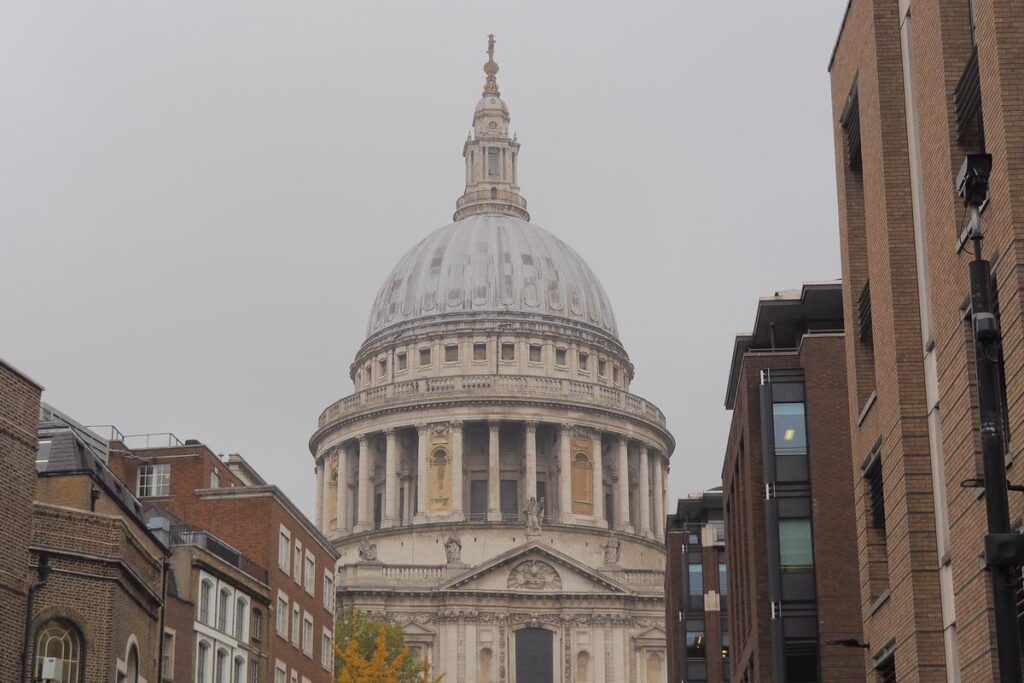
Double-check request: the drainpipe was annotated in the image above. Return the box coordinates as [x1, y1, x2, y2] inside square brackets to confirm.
[21, 552, 51, 683]
[155, 560, 169, 683]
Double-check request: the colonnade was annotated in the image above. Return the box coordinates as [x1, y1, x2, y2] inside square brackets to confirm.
[316, 419, 668, 542]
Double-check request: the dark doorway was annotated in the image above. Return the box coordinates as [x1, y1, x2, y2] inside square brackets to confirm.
[500, 480, 519, 521]
[515, 628, 553, 683]
[470, 480, 488, 520]
[373, 492, 383, 529]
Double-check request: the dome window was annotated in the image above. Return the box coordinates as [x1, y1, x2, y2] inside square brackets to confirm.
[396, 352, 407, 372]
[379, 358, 388, 376]
[578, 352, 590, 372]
[500, 343, 516, 361]
[598, 359, 607, 377]
[473, 343, 487, 361]
[445, 344, 459, 363]
[529, 345, 542, 363]
[555, 348, 567, 367]
[419, 348, 432, 367]
[613, 366, 620, 384]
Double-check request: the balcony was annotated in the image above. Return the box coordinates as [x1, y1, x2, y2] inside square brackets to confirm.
[318, 374, 667, 430]
[170, 524, 268, 584]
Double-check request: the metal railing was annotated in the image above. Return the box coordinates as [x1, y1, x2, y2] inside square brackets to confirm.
[170, 524, 268, 584]
[319, 374, 667, 429]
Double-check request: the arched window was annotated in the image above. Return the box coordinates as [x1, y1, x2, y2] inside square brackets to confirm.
[234, 597, 247, 640]
[199, 579, 213, 624]
[215, 648, 229, 683]
[196, 640, 210, 683]
[126, 643, 139, 683]
[251, 608, 262, 641]
[34, 619, 83, 683]
[217, 588, 231, 632]
[490, 186, 498, 199]
[232, 656, 245, 683]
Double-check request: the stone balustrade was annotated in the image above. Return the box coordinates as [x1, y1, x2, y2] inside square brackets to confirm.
[318, 374, 667, 429]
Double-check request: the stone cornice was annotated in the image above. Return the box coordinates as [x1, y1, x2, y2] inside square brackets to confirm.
[310, 394, 673, 457]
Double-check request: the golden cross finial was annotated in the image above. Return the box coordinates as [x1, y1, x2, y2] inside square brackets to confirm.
[482, 34, 500, 95]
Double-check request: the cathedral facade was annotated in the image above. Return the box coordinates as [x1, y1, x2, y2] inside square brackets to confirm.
[310, 38, 673, 683]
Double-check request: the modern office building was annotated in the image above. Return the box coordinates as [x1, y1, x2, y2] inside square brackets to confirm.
[721, 283, 862, 682]
[829, 1, 1024, 679]
[666, 489, 728, 683]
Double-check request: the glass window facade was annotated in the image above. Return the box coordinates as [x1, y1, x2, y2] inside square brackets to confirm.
[779, 519, 814, 570]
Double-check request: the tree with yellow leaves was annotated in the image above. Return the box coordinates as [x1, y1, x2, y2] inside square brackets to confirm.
[333, 607, 443, 683]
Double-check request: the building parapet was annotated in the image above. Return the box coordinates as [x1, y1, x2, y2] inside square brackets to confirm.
[318, 374, 666, 429]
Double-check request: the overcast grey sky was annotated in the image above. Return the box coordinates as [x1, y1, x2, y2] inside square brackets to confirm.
[2, 1, 849, 517]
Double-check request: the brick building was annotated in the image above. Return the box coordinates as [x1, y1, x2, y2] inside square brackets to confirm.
[829, 0, 1024, 679]
[149, 506, 273, 683]
[666, 488, 728, 683]
[0, 359, 43, 683]
[721, 283, 862, 682]
[108, 440, 339, 683]
[33, 404, 169, 683]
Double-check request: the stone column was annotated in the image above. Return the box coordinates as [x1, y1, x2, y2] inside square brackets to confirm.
[315, 457, 325, 530]
[559, 424, 573, 524]
[487, 421, 501, 521]
[654, 454, 666, 540]
[451, 420, 464, 521]
[638, 443, 651, 538]
[615, 436, 633, 533]
[415, 424, 428, 522]
[336, 447, 349, 534]
[524, 421, 538, 504]
[335, 448, 348, 532]
[383, 428, 398, 528]
[591, 431, 605, 523]
[354, 435, 371, 532]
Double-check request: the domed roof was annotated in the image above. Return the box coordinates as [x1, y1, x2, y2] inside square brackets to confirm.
[366, 214, 619, 340]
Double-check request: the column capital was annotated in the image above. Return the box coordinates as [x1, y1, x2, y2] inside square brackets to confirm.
[524, 420, 539, 433]
[450, 419, 464, 430]
[356, 434, 368, 446]
[416, 423, 429, 435]
[384, 427, 398, 438]
[559, 422, 573, 434]
[488, 420, 502, 432]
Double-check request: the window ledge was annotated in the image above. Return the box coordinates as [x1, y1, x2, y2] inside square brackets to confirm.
[868, 588, 891, 616]
[856, 391, 877, 427]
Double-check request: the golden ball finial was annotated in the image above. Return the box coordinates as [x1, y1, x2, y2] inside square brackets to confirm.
[482, 34, 500, 94]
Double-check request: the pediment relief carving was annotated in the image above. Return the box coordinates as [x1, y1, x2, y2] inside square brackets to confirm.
[507, 560, 562, 591]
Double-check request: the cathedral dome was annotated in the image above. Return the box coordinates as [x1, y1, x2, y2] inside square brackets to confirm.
[366, 213, 619, 340]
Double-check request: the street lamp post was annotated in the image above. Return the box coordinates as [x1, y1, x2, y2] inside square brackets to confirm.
[958, 153, 1024, 683]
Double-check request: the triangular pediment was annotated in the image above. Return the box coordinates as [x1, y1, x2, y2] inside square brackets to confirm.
[401, 622, 436, 636]
[441, 541, 632, 595]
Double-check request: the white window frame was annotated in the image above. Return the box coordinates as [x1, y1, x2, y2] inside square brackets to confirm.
[290, 671, 298, 683]
[302, 611, 314, 658]
[234, 595, 249, 641]
[162, 628, 176, 680]
[217, 586, 232, 633]
[291, 604, 300, 648]
[293, 540, 303, 585]
[278, 526, 291, 574]
[138, 463, 170, 497]
[199, 578, 214, 625]
[276, 592, 289, 639]
[211, 468, 220, 489]
[274, 660, 287, 683]
[321, 627, 333, 671]
[304, 551, 315, 595]
[197, 638, 213, 683]
[322, 570, 334, 612]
